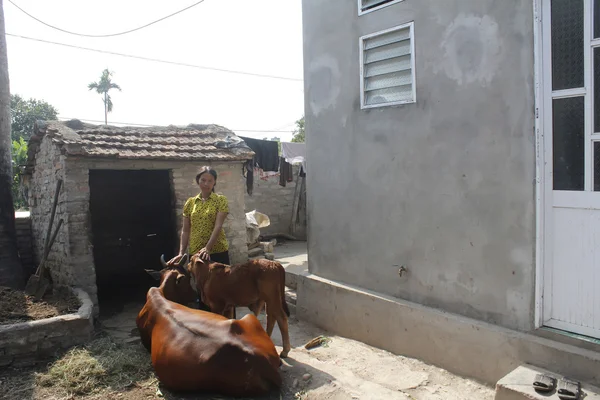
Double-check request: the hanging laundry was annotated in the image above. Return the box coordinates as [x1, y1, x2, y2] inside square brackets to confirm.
[244, 160, 254, 195]
[281, 142, 307, 172]
[260, 169, 280, 181]
[279, 157, 294, 187]
[240, 137, 280, 172]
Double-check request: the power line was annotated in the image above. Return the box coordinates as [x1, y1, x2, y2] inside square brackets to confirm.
[6, 33, 304, 82]
[57, 116, 296, 132]
[7, 0, 206, 38]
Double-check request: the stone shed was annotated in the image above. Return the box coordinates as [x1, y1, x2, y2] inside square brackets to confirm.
[22, 119, 254, 314]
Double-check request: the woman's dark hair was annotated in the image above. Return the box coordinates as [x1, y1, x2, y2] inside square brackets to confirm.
[195, 166, 218, 192]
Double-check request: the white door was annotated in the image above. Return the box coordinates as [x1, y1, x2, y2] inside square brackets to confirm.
[542, 0, 600, 338]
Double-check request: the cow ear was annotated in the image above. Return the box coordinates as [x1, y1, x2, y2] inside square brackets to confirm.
[145, 269, 162, 281]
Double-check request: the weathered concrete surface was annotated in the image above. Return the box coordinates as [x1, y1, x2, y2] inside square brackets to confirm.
[495, 365, 600, 400]
[296, 273, 600, 387]
[275, 240, 308, 289]
[0, 287, 94, 368]
[101, 296, 494, 400]
[303, 0, 536, 331]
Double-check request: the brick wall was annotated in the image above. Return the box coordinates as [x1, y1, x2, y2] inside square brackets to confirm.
[172, 162, 248, 263]
[245, 164, 307, 239]
[15, 215, 34, 275]
[28, 136, 69, 295]
[27, 136, 248, 312]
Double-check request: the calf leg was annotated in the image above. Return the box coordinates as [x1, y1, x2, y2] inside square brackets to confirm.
[265, 311, 277, 337]
[266, 301, 291, 358]
[249, 300, 265, 316]
[276, 311, 291, 358]
[209, 301, 228, 317]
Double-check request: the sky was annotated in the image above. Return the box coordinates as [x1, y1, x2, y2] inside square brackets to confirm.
[3, 0, 305, 142]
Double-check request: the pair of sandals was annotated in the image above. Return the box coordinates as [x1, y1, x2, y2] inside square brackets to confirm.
[533, 373, 582, 399]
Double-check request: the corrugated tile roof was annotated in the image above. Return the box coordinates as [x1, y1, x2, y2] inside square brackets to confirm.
[26, 120, 255, 166]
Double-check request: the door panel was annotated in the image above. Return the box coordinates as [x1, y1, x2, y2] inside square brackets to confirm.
[543, 0, 600, 338]
[551, 208, 600, 335]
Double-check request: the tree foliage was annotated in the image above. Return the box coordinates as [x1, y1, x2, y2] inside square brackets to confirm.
[291, 116, 305, 143]
[8, 94, 58, 209]
[10, 94, 58, 141]
[11, 137, 27, 210]
[88, 69, 121, 124]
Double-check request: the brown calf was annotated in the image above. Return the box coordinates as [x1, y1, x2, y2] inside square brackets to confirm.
[137, 268, 282, 396]
[149, 254, 292, 357]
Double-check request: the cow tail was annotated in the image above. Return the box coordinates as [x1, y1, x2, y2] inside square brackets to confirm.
[279, 263, 290, 317]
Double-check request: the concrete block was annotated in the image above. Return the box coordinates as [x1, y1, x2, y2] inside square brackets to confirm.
[296, 273, 600, 387]
[495, 365, 600, 400]
[248, 247, 263, 257]
[260, 241, 274, 253]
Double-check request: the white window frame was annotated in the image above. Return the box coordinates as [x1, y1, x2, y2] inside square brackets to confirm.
[359, 21, 417, 110]
[358, 0, 404, 16]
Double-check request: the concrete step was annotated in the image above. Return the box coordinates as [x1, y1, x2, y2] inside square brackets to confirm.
[496, 365, 600, 400]
[285, 288, 297, 315]
[285, 287, 297, 305]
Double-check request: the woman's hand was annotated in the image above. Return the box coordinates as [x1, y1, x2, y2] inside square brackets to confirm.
[197, 247, 211, 261]
[167, 253, 184, 266]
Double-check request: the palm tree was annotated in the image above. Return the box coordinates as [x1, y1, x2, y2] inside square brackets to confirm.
[88, 69, 122, 125]
[0, 0, 24, 288]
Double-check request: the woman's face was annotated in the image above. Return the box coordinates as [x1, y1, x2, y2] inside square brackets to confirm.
[198, 172, 215, 192]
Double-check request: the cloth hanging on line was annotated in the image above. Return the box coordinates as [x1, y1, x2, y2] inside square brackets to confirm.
[244, 160, 254, 195]
[279, 157, 294, 187]
[260, 169, 279, 180]
[240, 137, 280, 172]
[281, 142, 307, 172]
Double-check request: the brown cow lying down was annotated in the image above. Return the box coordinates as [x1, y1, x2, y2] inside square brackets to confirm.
[136, 267, 282, 397]
[151, 254, 292, 358]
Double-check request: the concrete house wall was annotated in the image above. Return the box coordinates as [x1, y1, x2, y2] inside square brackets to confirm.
[302, 0, 536, 331]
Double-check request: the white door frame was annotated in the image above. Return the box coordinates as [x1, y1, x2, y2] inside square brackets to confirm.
[534, 0, 600, 336]
[533, 0, 545, 330]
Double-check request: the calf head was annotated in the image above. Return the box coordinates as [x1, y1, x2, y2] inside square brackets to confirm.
[145, 254, 197, 305]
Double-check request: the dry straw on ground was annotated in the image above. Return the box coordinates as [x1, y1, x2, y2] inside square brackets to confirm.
[35, 336, 154, 396]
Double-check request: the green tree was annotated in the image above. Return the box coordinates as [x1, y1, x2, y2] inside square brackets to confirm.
[10, 94, 58, 141]
[0, 0, 24, 288]
[11, 137, 27, 210]
[88, 69, 122, 125]
[291, 116, 305, 143]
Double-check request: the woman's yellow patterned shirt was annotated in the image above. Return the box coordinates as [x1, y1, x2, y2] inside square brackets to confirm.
[183, 192, 229, 255]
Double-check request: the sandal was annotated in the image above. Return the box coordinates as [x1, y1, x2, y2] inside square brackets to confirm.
[557, 378, 581, 400]
[533, 373, 557, 393]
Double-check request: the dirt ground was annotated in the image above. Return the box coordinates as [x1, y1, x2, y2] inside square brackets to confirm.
[0, 301, 495, 400]
[0, 286, 81, 324]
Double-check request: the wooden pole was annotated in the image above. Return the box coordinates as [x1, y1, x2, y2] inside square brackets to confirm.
[289, 167, 302, 236]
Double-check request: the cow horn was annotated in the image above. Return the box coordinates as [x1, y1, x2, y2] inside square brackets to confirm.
[178, 253, 189, 268]
[160, 254, 168, 268]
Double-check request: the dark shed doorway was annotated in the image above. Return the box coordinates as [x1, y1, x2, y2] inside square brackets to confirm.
[89, 170, 176, 316]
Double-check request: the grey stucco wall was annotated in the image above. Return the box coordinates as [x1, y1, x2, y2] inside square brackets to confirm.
[302, 0, 536, 331]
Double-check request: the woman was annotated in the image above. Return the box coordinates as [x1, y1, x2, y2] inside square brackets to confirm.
[168, 166, 230, 266]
